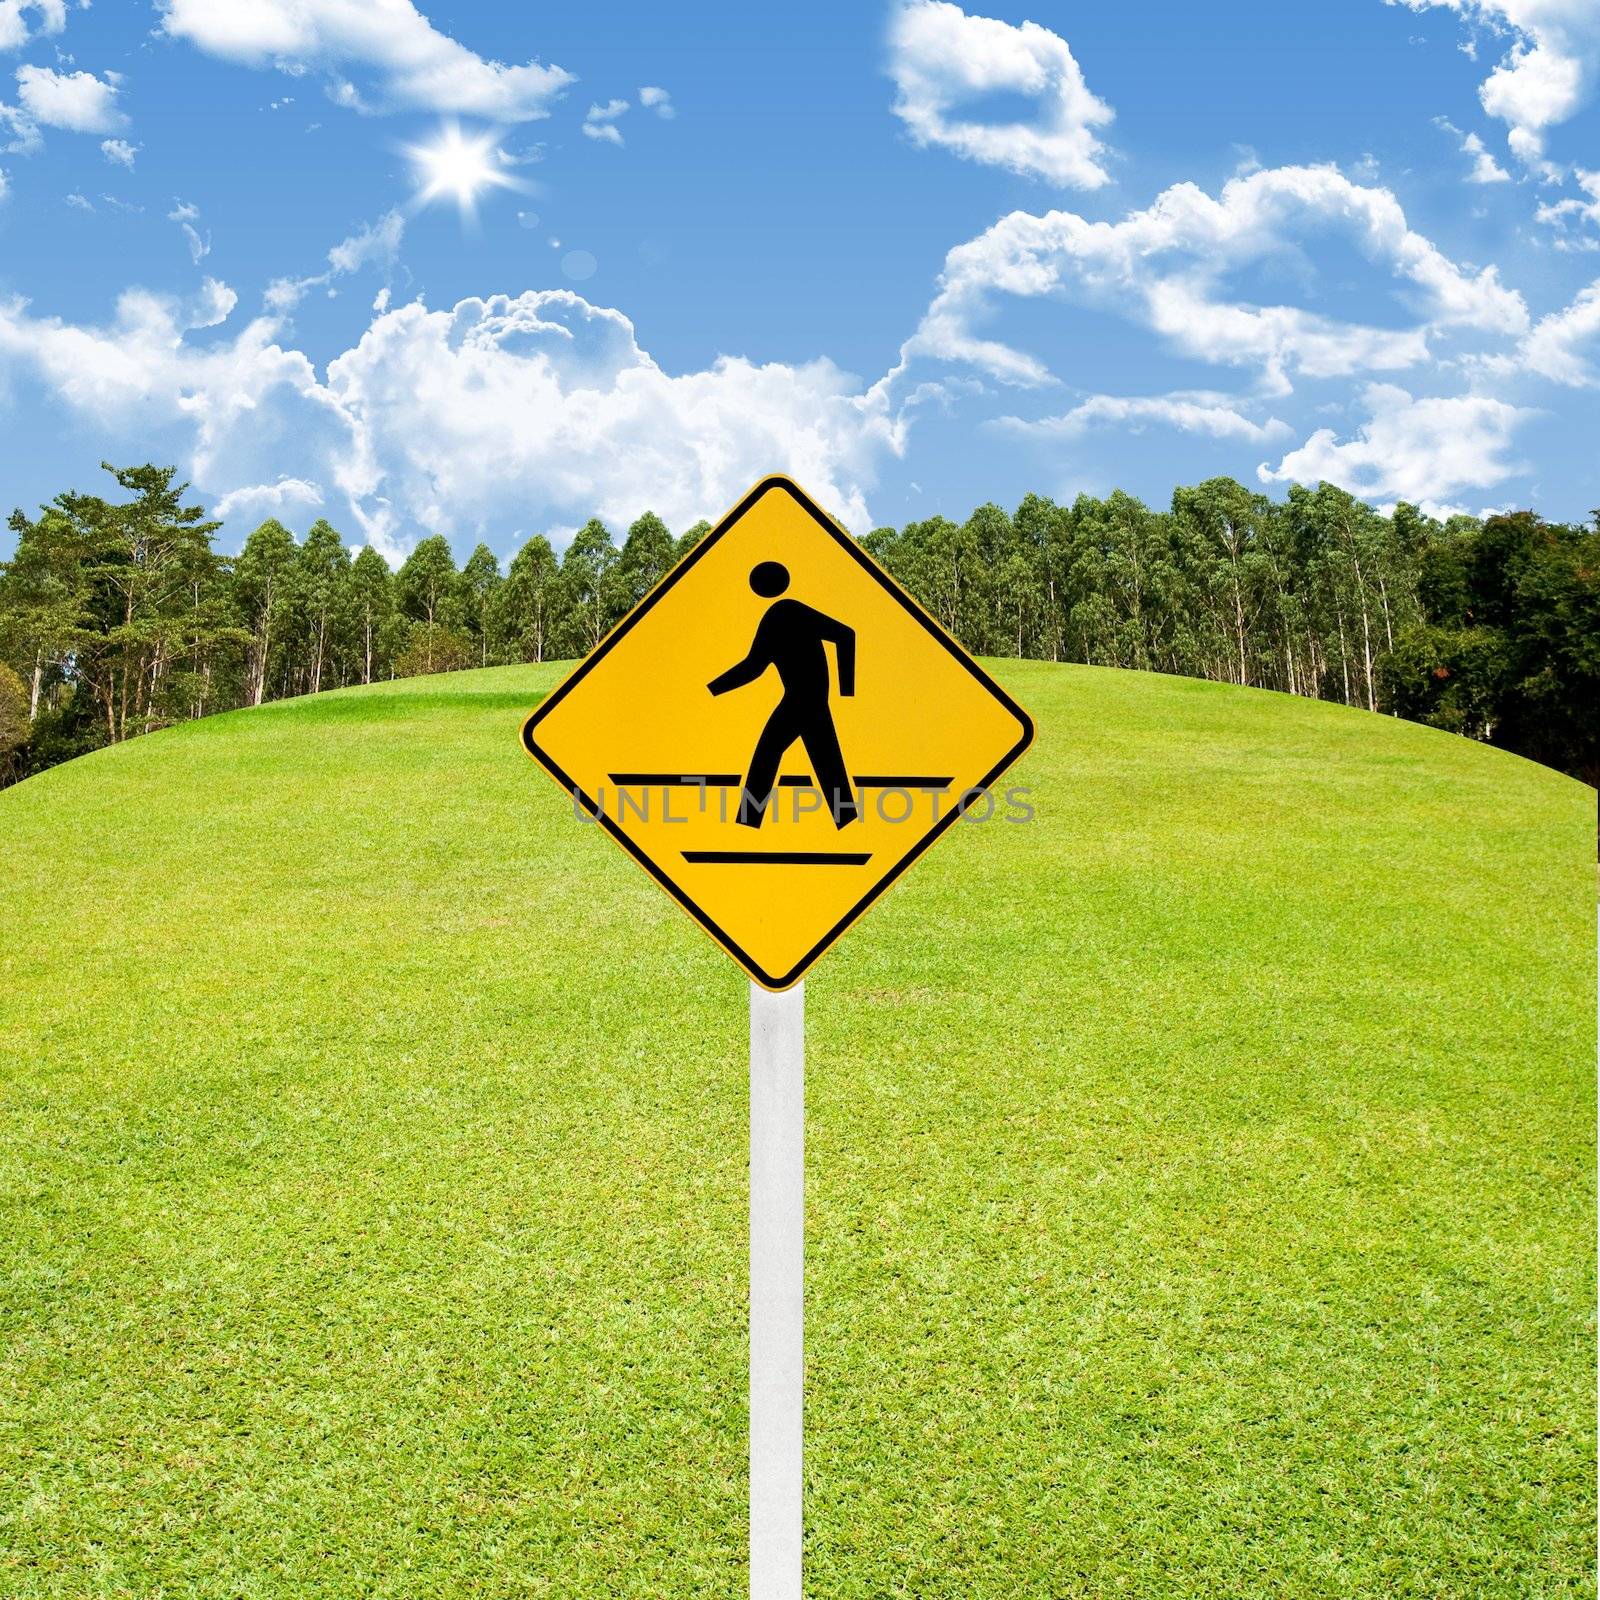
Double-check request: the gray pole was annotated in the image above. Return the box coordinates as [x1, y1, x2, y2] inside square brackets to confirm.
[749, 979, 804, 1600]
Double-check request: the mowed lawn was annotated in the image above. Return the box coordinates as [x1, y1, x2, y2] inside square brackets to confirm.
[0, 661, 1593, 1598]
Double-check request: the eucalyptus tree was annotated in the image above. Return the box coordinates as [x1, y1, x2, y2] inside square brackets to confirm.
[676, 519, 713, 560]
[1012, 493, 1067, 661]
[395, 534, 461, 675]
[493, 535, 562, 663]
[559, 518, 622, 655]
[347, 546, 394, 685]
[459, 543, 503, 667]
[617, 511, 676, 611]
[1171, 477, 1274, 686]
[233, 518, 299, 707]
[296, 519, 352, 695]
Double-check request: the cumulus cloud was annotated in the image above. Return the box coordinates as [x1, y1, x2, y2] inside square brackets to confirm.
[14, 64, 126, 133]
[887, 0, 1112, 186]
[1482, 277, 1600, 383]
[0, 282, 344, 496]
[100, 136, 138, 167]
[894, 164, 1528, 395]
[213, 476, 325, 521]
[0, 0, 65, 53]
[1260, 382, 1535, 502]
[1390, 0, 1598, 171]
[997, 392, 1293, 444]
[638, 85, 674, 118]
[0, 286, 897, 558]
[582, 97, 628, 145]
[159, 0, 572, 121]
[324, 293, 895, 549]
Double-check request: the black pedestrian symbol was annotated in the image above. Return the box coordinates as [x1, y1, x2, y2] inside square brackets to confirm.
[708, 561, 860, 829]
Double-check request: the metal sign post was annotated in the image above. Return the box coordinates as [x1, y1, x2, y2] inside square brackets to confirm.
[748, 979, 804, 1600]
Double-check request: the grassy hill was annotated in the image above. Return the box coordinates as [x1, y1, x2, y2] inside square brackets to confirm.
[1, 661, 1593, 1598]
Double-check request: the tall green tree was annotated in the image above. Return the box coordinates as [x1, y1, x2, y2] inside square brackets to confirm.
[493, 535, 562, 663]
[296, 519, 351, 695]
[1012, 493, 1067, 661]
[347, 546, 394, 685]
[559, 519, 621, 655]
[617, 511, 676, 610]
[676, 519, 713, 560]
[1171, 478, 1272, 686]
[232, 518, 298, 707]
[1387, 510, 1599, 782]
[0, 506, 90, 722]
[459, 543, 502, 668]
[26, 463, 227, 741]
[395, 534, 461, 674]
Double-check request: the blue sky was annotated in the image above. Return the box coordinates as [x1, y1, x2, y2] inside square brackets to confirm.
[0, 0, 1596, 562]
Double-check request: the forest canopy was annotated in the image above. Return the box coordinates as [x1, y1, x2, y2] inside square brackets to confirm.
[2, 463, 1595, 789]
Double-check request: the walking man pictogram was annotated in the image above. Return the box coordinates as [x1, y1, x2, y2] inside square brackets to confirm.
[709, 561, 860, 829]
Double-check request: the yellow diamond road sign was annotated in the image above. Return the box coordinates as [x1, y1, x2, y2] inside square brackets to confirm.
[520, 475, 1035, 989]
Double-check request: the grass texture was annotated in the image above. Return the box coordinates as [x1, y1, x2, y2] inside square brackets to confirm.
[1, 661, 1593, 1597]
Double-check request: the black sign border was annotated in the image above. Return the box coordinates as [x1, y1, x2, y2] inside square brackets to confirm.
[520, 475, 1036, 990]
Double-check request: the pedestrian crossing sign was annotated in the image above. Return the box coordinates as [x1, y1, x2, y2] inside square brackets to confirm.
[519, 475, 1035, 989]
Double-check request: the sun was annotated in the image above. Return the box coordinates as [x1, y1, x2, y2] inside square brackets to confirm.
[406, 122, 520, 216]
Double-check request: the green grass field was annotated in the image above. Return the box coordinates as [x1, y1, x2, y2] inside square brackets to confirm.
[1, 661, 1593, 1597]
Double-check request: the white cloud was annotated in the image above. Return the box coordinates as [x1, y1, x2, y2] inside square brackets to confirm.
[168, 197, 209, 263]
[1462, 130, 1512, 181]
[0, 0, 65, 53]
[14, 64, 126, 133]
[100, 136, 137, 167]
[328, 208, 404, 273]
[324, 293, 895, 550]
[213, 476, 325, 521]
[887, 0, 1112, 186]
[1259, 382, 1535, 501]
[0, 286, 897, 560]
[1434, 116, 1512, 180]
[64, 189, 91, 210]
[189, 277, 239, 328]
[1535, 164, 1600, 247]
[0, 99, 40, 152]
[265, 208, 406, 312]
[0, 165, 7, 201]
[895, 164, 1528, 395]
[998, 392, 1293, 444]
[1483, 277, 1600, 383]
[638, 84, 674, 118]
[1390, 0, 1598, 170]
[582, 97, 628, 145]
[159, 0, 572, 121]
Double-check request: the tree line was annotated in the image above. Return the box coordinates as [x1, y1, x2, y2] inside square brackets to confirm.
[1, 462, 1594, 789]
